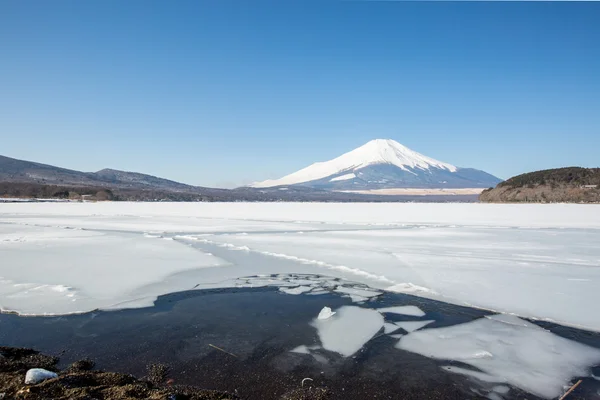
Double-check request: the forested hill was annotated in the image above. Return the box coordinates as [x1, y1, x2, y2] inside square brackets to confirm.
[480, 167, 600, 203]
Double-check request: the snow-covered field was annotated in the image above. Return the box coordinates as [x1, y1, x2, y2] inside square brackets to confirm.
[1, 202, 599, 331]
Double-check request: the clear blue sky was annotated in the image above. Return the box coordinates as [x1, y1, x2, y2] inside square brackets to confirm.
[1, 1, 598, 188]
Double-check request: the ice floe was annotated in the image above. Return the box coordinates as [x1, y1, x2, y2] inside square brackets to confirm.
[393, 320, 434, 333]
[317, 306, 336, 320]
[396, 314, 600, 399]
[376, 305, 426, 317]
[311, 306, 384, 357]
[279, 286, 313, 295]
[383, 322, 399, 334]
[233, 274, 384, 302]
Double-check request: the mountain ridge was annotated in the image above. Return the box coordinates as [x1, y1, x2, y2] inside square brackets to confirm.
[0, 154, 204, 192]
[250, 139, 501, 190]
[0, 153, 480, 202]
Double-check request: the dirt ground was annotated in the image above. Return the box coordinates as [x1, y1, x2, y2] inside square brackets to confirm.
[0, 346, 327, 400]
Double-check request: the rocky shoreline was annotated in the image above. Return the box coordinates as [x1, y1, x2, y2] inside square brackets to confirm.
[0, 346, 332, 400]
[0, 346, 242, 399]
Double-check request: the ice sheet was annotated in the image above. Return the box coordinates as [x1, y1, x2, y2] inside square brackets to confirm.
[0, 224, 225, 314]
[203, 225, 600, 330]
[311, 306, 384, 357]
[396, 314, 600, 399]
[1, 202, 599, 331]
[3, 202, 599, 228]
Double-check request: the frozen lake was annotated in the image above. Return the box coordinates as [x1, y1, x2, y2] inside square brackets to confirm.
[1, 202, 599, 329]
[1, 202, 599, 399]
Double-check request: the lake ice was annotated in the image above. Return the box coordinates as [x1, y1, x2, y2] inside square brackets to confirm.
[1, 202, 599, 399]
[1, 202, 599, 329]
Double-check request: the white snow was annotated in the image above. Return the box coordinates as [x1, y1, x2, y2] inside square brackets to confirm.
[396, 314, 600, 399]
[250, 139, 457, 187]
[329, 173, 356, 182]
[377, 305, 426, 317]
[25, 368, 58, 384]
[1, 202, 599, 332]
[311, 306, 384, 356]
[317, 306, 336, 320]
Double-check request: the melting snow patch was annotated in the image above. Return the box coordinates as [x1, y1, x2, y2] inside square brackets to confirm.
[330, 173, 356, 182]
[377, 305, 425, 317]
[311, 306, 384, 357]
[397, 314, 600, 399]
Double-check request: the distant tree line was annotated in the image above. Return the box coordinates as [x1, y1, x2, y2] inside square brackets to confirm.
[1, 181, 481, 203]
[480, 167, 600, 203]
[497, 167, 600, 189]
[0, 182, 241, 202]
[0, 182, 112, 200]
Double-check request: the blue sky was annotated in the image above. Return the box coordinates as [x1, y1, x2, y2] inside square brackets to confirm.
[1, 1, 598, 188]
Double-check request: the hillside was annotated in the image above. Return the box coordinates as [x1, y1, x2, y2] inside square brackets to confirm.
[480, 167, 600, 203]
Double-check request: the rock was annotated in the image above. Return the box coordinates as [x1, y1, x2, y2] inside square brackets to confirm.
[24, 368, 58, 384]
[68, 358, 95, 372]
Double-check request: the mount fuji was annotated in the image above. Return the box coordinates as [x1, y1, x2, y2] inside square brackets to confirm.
[250, 139, 501, 190]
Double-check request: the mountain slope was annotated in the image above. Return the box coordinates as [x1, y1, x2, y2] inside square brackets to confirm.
[0, 155, 199, 192]
[251, 139, 501, 189]
[93, 168, 196, 191]
[0, 155, 99, 186]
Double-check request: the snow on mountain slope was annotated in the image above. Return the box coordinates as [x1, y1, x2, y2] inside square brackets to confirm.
[330, 173, 356, 182]
[251, 139, 499, 189]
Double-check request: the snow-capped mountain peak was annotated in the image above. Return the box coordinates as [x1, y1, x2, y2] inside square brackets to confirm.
[251, 139, 461, 188]
[344, 139, 458, 173]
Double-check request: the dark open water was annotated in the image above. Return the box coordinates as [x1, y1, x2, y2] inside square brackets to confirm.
[1, 282, 599, 400]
